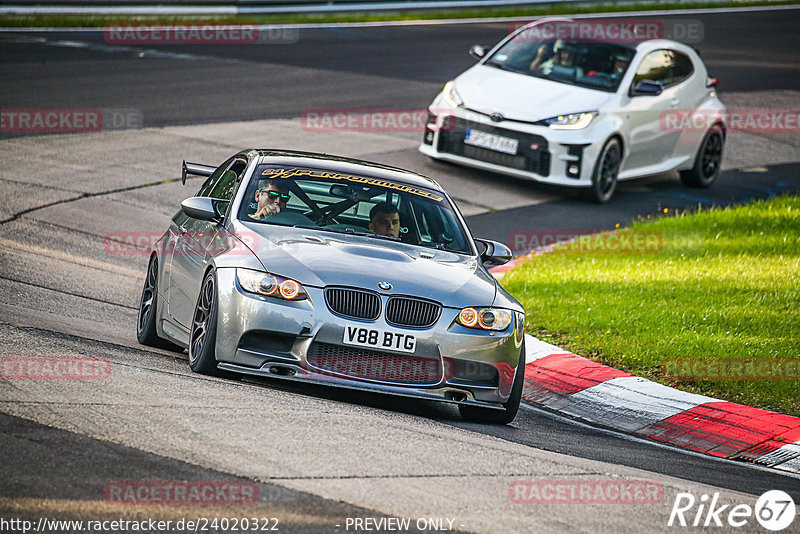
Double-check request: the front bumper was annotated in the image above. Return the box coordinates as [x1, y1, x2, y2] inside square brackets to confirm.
[419, 108, 609, 188]
[213, 268, 524, 408]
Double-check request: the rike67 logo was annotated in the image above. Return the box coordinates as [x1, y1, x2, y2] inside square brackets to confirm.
[668, 490, 795, 531]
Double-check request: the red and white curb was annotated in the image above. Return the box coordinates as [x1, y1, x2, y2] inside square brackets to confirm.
[521, 334, 800, 473]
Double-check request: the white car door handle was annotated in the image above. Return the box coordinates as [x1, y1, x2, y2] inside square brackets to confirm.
[670, 98, 680, 107]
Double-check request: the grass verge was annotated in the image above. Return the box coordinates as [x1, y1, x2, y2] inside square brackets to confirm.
[502, 196, 800, 416]
[0, 0, 797, 28]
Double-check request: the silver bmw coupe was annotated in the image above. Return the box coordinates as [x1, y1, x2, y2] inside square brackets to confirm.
[137, 149, 526, 423]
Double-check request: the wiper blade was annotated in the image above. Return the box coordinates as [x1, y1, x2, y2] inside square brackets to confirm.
[367, 233, 401, 242]
[316, 227, 401, 241]
[314, 227, 372, 237]
[485, 60, 524, 74]
[287, 223, 400, 241]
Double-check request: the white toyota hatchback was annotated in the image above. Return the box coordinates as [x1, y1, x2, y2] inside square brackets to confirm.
[419, 18, 726, 202]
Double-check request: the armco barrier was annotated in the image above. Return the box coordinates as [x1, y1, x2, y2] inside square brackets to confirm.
[0, 0, 732, 15]
[1, 0, 574, 10]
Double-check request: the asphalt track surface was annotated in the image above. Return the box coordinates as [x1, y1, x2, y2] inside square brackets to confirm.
[1, 7, 800, 533]
[1, 9, 799, 126]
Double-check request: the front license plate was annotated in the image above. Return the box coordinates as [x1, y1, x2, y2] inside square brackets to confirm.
[464, 129, 519, 155]
[343, 326, 416, 354]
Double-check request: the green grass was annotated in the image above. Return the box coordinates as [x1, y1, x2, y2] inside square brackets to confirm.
[502, 196, 800, 416]
[1, 0, 796, 27]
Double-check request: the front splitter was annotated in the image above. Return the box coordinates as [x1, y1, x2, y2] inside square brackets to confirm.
[217, 361, 504, 410]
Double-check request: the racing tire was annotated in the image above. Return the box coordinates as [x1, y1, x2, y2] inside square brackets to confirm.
[137, 255, 182, 351]
[680, 124, 724, 188]
[586, 137, 622, 204]
[189, 269, 234, 378]
[459, 340, 525, 425]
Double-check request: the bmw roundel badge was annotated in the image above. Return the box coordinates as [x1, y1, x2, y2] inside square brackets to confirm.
[377, 281, 393, 291]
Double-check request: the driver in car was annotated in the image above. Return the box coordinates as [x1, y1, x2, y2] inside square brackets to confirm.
[528, 43, 554, 72]
[250, 179, 291, 220]
[610, 53, 631, 79]
[532, 42, 583, 78]
[369, 202, 400, 238]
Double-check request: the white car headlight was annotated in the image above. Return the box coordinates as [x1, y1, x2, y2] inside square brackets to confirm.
[442, 81, 464, 108]
[455, 307, 513, 331]
[538, 111, 597, 130]
[236, 268, 307, 301]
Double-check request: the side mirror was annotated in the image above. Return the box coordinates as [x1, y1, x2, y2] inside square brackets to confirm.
[181, 197, 223, 222]
[475, 238, 512, 266]
[469, 44, 488, 60]
[630, 80, 663, 96]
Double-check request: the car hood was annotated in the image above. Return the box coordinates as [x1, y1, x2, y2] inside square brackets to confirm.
[454, 64, 613, 122]
[234, 222, 499, 308]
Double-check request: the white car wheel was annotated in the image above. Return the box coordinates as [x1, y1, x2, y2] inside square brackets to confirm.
[588, 137, 622, 204]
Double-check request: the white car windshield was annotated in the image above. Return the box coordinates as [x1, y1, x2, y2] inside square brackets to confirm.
[238, 166, 473, 255]
[485, 36, 636, 92]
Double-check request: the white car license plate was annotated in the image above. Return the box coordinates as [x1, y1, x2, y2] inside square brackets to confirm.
[343, 326, 416, 354]
[464, 129, 519, 155]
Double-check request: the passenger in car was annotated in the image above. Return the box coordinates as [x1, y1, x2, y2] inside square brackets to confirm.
[250, 179, 291, 220]
[609, 53, 631, 79]
[368, 202, 400, 238]
[530, 42, 584, 79]
[580, 52, 631, 88]
[547, 44, 583, 78]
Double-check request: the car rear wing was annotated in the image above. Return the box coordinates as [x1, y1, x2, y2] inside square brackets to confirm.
[182, 160, 216, 185]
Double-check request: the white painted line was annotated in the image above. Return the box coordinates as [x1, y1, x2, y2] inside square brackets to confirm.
[545, 375, 718, 433]
[773, 456, 800, 473]
[36, 37, 230, 61]
[523, 333, 569, 364]
[48, 39, 88, 48]
[756, 442, 800, 472]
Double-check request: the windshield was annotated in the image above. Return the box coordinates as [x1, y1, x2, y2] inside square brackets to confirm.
[486, 31, 636, 92]
[237, 166, 473, 255]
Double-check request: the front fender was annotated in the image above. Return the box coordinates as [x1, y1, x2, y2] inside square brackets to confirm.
[211, 226, 269, 273]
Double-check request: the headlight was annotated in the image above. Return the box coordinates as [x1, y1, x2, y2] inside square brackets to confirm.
[537, 111, 597, 130]
[442, 81, 464, 108]
[456, 307, 513, 331]
[236, 268, 307, 301]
